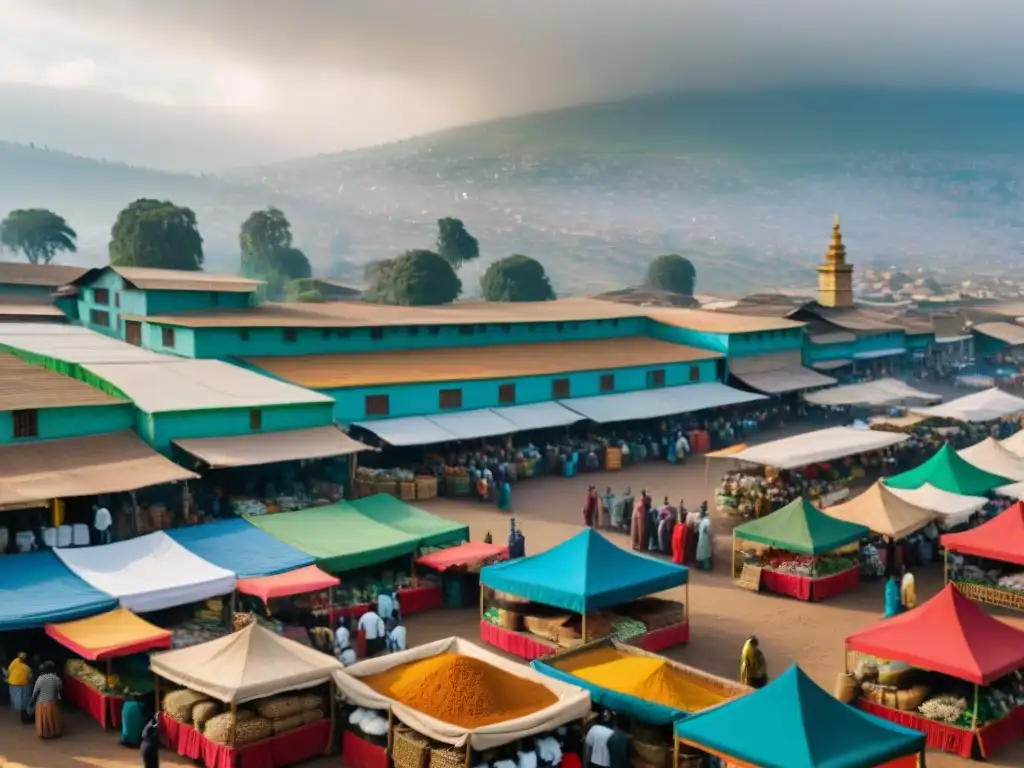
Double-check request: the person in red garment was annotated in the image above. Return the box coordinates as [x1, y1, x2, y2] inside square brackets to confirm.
[630, 493, 647, 550]
[582, 486, 599, 528]
[671, 503, 688, 565]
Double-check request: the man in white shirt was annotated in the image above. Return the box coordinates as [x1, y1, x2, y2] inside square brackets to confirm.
[386, 619, 407, 653]
[93, 505, 113, 544]
[358, 609, 386, 656]
[377, 592, 396, 621]
[334, 617, 351, 655]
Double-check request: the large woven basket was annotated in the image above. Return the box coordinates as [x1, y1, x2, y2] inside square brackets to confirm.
[392, 727, 430, 768]
[632, 738, 670, 768]
[430, 747, 466, 768]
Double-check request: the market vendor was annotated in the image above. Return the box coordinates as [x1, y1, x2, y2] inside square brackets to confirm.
[4, 651, 31, 720]
[739, 636, 768, 689]
[696, 505, 713, 570]
[358, 607, 386, 656]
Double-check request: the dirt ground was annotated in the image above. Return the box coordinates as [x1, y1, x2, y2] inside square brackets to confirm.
[3, 421, 1023, 767]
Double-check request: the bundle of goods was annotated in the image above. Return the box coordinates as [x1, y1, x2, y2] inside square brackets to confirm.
[163, 688, 326, 746]
[997, 573, 1024, 592]
[617, 598, 684, 632]
[64, 659, 141, 696]
[858, 544, 886, 580]
[741, 548, 857, 578]
[233, 612, 256, 632]
[349, 708, 389, 747]
[608, 617, 647, 642]
[233, 498, 269, 517]
[204, 711, 274, 746]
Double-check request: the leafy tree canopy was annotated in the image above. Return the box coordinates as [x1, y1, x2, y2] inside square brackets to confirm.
[284, 278, 326, 303]
[369, 249, 461, 306]
[480, 254, 555, 302]
[436, 217, 479, 269]
[0, 208, 77, 264]
[240, 207, 310, 298]
[109, 198, 204, 270]
[644, 253, 696, 295]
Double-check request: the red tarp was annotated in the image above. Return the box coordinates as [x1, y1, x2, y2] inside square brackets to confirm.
[942, 502, 1024, 567]
[845, 584, 1024, 685]
[235, 565, 339, 603]
[417, 542, 509, 571]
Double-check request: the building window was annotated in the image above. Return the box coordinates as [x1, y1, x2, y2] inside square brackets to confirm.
[556, 322, 565, 332]
[647, 369, 666, 388]
[90, 309, 110, 327]
[689, 365, 700, 382]
[250, 409, 262, 431]
[498, 383, 516, 404]
[365, 394, 390, 416]
[161, 327, 176, 348]
[283, 328, 298, 342]
[93, 288, 110, 305]
[321, 329, 331, 339]
[552, 378, 570, 398]
[600, 374, 615, 392]
[114, 293, 120, 308]
[611, 319, 619, 328]
[500, 324, 512, 333]
[240, 329, 250, 341]
[439, 388, 463, 410]
[12, 409, 38, 439]
[211, 292, 220, 305]
[407, 326, 419, 336]
[458, 325, 474, 336]
[428, 326, 440, 336]
[370, 327, 384, 340]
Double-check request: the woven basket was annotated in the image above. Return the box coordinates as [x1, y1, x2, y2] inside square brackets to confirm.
[498, 608, 523, 630]
[953, 580, 1024, 611]
[392, 727, 430, 768]
[632, 738, 670, 768]
[399, 482, 416, 501]
[430, 747, 467, 768]
[415, 476, 438, 500]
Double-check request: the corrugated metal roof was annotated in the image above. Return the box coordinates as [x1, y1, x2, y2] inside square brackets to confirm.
[973, 322, 1024, 346]
[0, 325, 170, 364]
[803, 306, 904, 332]
[0, 352, 126, 410]
[646, 308, 805, 333]
[0, 304, 65, 318]
[113, 266, 263, 293]
[0, 262, 88, 287]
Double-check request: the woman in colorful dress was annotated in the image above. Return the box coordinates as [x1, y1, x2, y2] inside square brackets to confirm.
[696, 508, 713, 570]
[31, 660, 63, 739]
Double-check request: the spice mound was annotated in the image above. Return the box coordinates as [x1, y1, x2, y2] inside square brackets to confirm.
[557, 647, 726, 712]
[361, 652, 557, 728]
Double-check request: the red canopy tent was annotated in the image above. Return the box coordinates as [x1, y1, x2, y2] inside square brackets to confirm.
[236, 565, 340, 603]
[416, 542, 509, 571]
[942, 502, 1024, 566]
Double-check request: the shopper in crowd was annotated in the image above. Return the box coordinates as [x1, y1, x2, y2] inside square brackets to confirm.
[358, 608, 387, 657]
[119, 693, 147, 748]
[377, 590, 399, 622]
[630, 493, 646, 551]
[671, 505, 688, 565]
[497, 479, 512, 512]
[582, 486, 599, 528]
[884, 573, 903, 619]
[31, 660, 63, 739]
[141, 712, 160, 768]
[696, 506, 713, 570]
[900, 565, 917, 610]
[386, 618, 407, 653]
[4, 651, 31, 720]
[602, 487, 615, 528]
[334, 617, 351, 658]
[739, 636, 768, 689]
[645, 492, 659, 552]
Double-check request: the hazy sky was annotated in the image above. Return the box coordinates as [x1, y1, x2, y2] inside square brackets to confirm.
[1, 0, 1020, 171]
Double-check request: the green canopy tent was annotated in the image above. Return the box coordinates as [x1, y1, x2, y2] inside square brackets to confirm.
[350, 494, 468, 548]
[734, 497, 868, 555]
[885, 443, 1011, 496]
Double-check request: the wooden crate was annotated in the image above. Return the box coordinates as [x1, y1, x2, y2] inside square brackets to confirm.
[399, 482, 416, 501]
[415, 476, 438, 500]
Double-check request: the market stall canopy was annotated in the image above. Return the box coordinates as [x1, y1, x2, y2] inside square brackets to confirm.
[480, 529, 688, 613]
[999, 429, 1024, 458]
[996, 480, 1024, 500]
[734, 497, 868, 554]
[845, 584, 1024, 685]
[942, 502, 1024, 567]
[0, 551, 117, 631]
[417, 542, 509, 572]
[728, 426, 908, 469]
[957, 437, 1024, 482]
[172, 425, 370, 469]
[350, 494, 469, 548]
[45, 608, 171, 660]
[422, 409, 518, 441]
[0, 430, 198, 506]
[885, 443, 1010, 495]
[730, 366, 836, 394]
[559, 382, 767, 424]
[823, 483, 934, 540]
[332, 636, 591, 750]
[150, 622, 341, 704]
[803, 378, 942, 407]
[911, 387, 1024, 423]
[249, 503, 421, 572]
[167, 518, 315, 579]
[705, 443, 748, 458]
[490, 402, 584, 431]
[352, 416, 459, 447]
[236, 565, 340, 603]
[55, 532, 237, 613]
[673, 664, 925, 768]
[972, 321, 1024, 346]
[884, 483, 987, 528]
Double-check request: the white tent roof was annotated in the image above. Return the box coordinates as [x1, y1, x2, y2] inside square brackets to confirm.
[333, 636, 590, 750]
[353, 416, 459, 446]
[884, 483, 987, 528]
[804, 378, 942, 407]
[729, 426, 908, 469]
[1000, 430, 1024, 458]
[425, 409, 517, 441]
[911, 387, 1024, 423]
[55, 531, 236, 612]
[731, 366, 836, 394]
[491, 402, 584, 431]
[996, 481, 1024, 500]
[173, 425, 370, 469]
[957, 437, 1024, 482]
[560, 383, 766, 424]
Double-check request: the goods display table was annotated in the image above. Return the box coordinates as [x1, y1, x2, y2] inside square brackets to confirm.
[327, 585, 443, 625]
[159, 712, 331, 768]
[480, 619, 691, 660]
[341, 730, 389, 768]
[759, 565, 860, 602]
[62, 674, 126, 730]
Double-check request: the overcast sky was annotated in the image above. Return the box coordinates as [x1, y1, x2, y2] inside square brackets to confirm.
[1, 0, 1020, 171]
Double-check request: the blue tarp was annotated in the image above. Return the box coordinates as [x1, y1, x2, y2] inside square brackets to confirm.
[0, 551, 117, 631]
[168, 518, 315, 578]
[480, 529, 688, 613]
[673, 665, 925, 768]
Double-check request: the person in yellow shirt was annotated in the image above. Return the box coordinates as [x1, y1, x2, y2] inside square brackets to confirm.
[739, 636, 768, 689]
[5, 652, 32, 716]
[900, 566, 917, 610]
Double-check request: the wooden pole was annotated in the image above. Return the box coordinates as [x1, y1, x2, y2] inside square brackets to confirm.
[326, 681, 336, 756]
[582, 613, 588, 643]
[386, 708, 394, 755]
[731, 531, 737, 580]
[479, 584, 485, 620]
[673, 733, 680, 768]
[971, 684, 979, 730]
[684, 582, 690, 621]
[229, 700, 238, 747]
[464, 740, 473, 768]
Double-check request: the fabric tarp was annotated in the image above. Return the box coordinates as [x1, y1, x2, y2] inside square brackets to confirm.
[418, 542, 510, 571]
[845, 584, 1024, 685]
[332, 636, 590, 749]
[349, 494, 469, 548]
[884, 484, 987, 528]
[673, 665, 924, 768]
[480, 529, 688, 613]
[45, 608, 171, 660]
[731, 366, 836, 394]
[424, 409, 518, 440]
[0, 551, 117, 631]
[885, 443, 1011, 495]
[941, 502, 1024, 567]
[150, 622, 341, 704]
[560, 383, 766, 424]
[55, 532, 237, 613]
[0, 430, 198, 505]
[729, 426, 908, 469]
[1000, 429, 1024, 458]
[353, 416, 459, 446]
[911, 387, 1024, 423]
[173, 425, 369, 468]
[804, 378, 942, 407]
[249, 504, 421, 572]
[823, 483, 934, 540]
[167, 518, 315, 578]
[853, 348, 906, 360]
[236, 565, 340, 602]
[734, 497, 868, 554]
[957, 437, 1024, 482]
[490, 402, 584, 431]
[705, 443, 748, 458]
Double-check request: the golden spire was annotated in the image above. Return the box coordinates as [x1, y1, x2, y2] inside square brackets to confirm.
[826, 214, 846, 263]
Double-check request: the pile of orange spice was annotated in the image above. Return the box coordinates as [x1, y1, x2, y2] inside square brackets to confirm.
[361, 652, 557, 728]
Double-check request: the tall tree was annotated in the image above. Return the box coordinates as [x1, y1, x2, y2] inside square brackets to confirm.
[645, 254, 697, 295]
[284, 278, 326, 303]
[109, 199, 204, 270]
[371, 249, 461, 306]
[239, 207, 311, 298]
[0, 208, 77, 264]
[436, 217, 479, 269]
[480, 254, 556, 302]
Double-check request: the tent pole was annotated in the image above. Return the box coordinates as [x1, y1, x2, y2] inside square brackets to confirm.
[971, 685, 979, 730]
[685, 582, 689, 622]
[673, 733, 680, 768]
[582, 613, 588, 643]
[464, 742, 473, 768]
[229, 700, 238, 747]
[387, 707, 394, 755]
[943, 547, 949, 585]
[731, 531, 736, 580]
[479, 584, 484, 620]
[326, 680, 336, 755]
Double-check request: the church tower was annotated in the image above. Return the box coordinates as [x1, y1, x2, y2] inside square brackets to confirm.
[817, 214, 854, 308]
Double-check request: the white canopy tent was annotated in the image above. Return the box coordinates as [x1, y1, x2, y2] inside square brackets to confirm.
[560, 382, 766, 424]
[1000, 430, 1024, 459]
[996, 481, 1024, 500]
[424, 409, 518, 441]
[804, 378, 942, 407]
[55, 532, 236, 612]
[353, 416, 460, 447]
[957, 437, 1024, 482]
[884, 483, 987, 529]
[730, 367, 836, 394]
[911, 387, 1024, 423]
[728, 426, 908, 469]
[490, 402, 584, 431]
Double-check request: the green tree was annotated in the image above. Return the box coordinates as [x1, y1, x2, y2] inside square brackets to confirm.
[239, 207, 310, 298]
[109, 199, 204, 270]
[480, 254, 555, 302]
[645, 254, 696, 295]
[363, 259, 396, 302]
[370, 249, 461, 306]
[436, 217, 479, 269]
[0, 208, 77, 264]
[284, 278, 326, 303]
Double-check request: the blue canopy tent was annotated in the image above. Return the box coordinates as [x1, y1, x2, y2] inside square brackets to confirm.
[167, 518, 315, 578]
[0, 551, 117, 631]
[673, 664, 925, 768]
